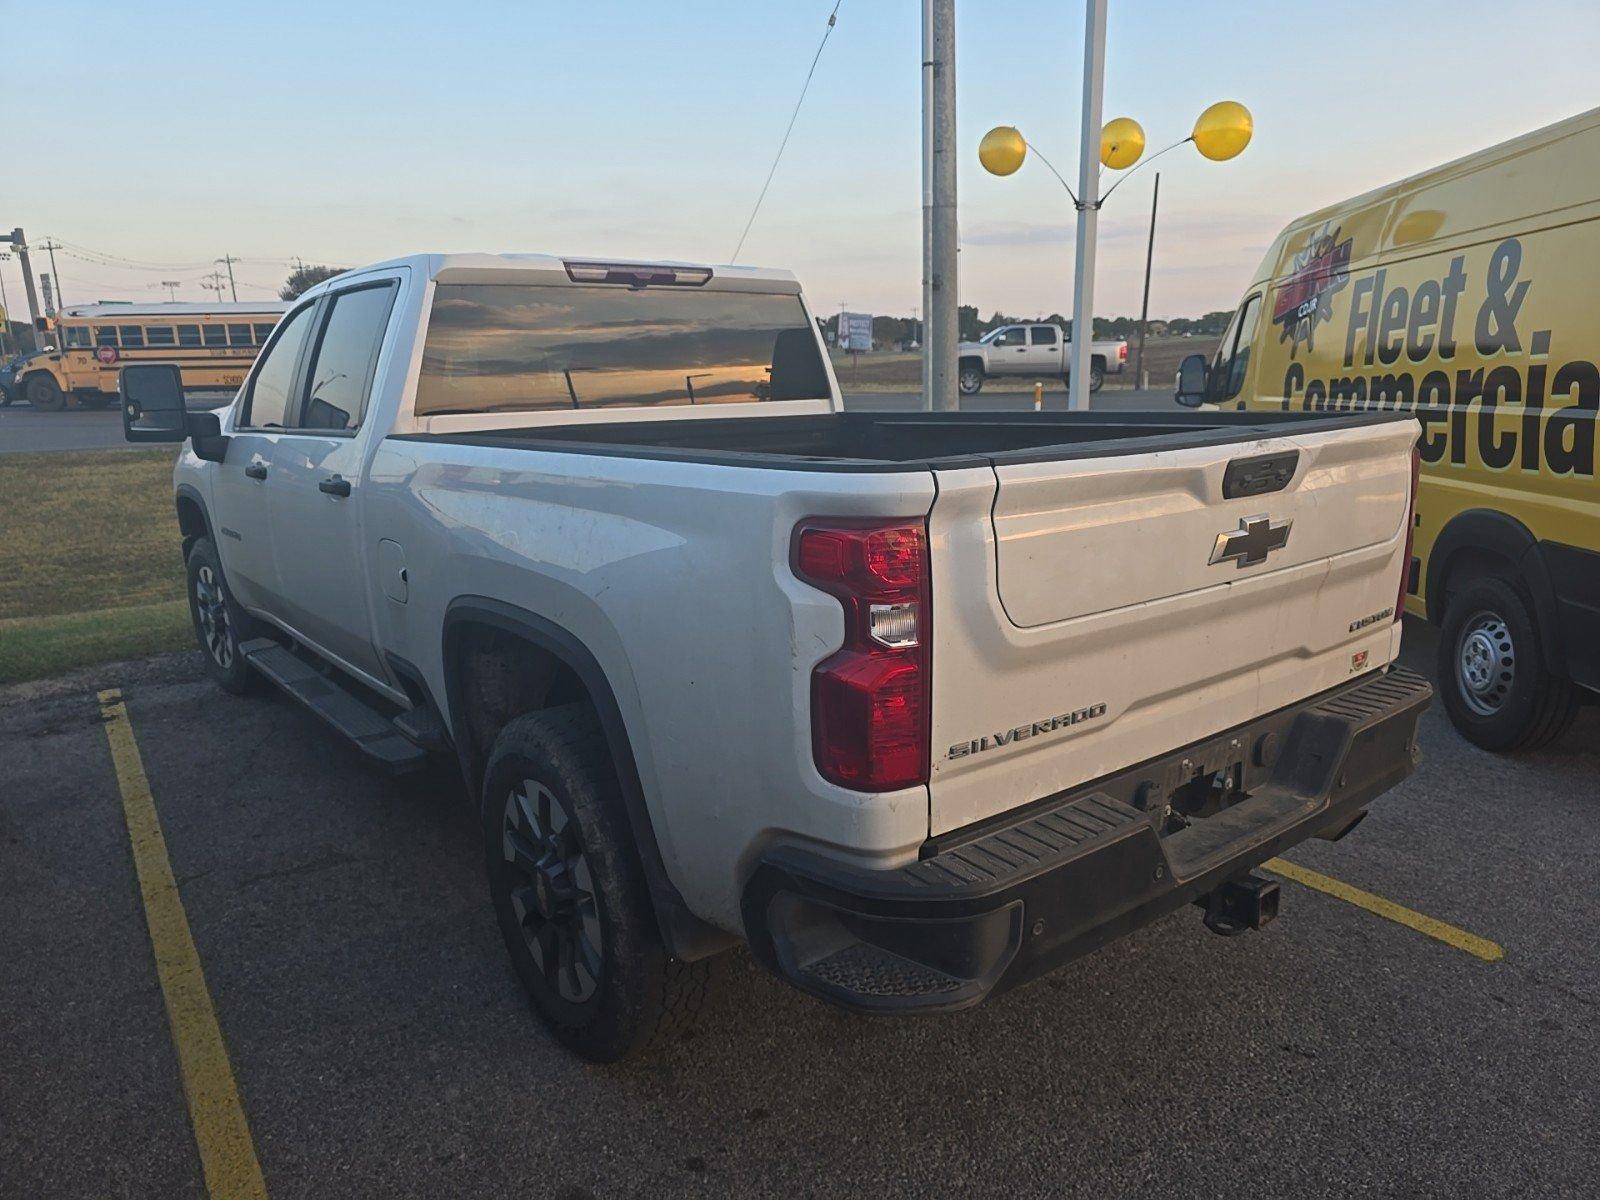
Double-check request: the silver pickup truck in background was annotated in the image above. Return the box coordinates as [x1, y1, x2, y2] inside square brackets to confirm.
[123, 253, 1429, 1061]
[957, 321, 1128, 395]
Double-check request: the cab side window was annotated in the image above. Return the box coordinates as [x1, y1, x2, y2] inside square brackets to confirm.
[1030, 326, 1058, 346]
[1211, 294, 1262, 401]
[995, 326, 1026, 347]
[292, 283, 398, 432]
[241, 305, 315, 429]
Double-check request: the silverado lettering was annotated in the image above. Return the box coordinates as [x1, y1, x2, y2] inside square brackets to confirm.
[947, 703, 1109, 759]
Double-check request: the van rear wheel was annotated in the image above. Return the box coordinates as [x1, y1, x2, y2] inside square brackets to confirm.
[24, 373, 65, 412]
[1437, 576, 1579, 752]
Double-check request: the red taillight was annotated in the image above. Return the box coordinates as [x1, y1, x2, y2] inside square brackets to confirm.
[1118, 342, 1128, 362]
[794, 519, 930, 791]
[1397, 443, 1420, 622]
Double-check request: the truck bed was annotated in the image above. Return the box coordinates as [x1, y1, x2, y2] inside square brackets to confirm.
[400, 409, 1410, 471]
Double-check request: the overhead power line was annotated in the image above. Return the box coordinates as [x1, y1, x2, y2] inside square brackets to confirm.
[729, 0, 845, 264]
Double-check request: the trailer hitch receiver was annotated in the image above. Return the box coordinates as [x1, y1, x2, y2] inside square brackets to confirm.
[1199, 872, 1280, 937]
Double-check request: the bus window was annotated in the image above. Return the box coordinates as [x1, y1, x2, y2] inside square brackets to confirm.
[119, 326, 146, 349]
[227, 324, 252, 347]
[63, 326, 92, 349]
[202, 325, 227, 348]
[95, 326, 119, 347]
[252, 322, 276, 344]
[177, 324, 202, 347]
[146, 326, 176, 347]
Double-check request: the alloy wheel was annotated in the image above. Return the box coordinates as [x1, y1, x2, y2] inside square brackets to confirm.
[502, 780, 603, 1003]
[194, 564, 234, 669]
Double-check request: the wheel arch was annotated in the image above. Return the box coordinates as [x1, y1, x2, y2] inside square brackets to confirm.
[441, 596, 732, 961]
[1425, 508, 1565, 668]
[174, 484, 212, 560]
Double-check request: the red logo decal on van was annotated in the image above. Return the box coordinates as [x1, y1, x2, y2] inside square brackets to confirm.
[1273, 223, 1352, 354]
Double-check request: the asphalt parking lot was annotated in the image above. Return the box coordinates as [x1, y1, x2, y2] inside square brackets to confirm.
[2, 622, 1595, 1198]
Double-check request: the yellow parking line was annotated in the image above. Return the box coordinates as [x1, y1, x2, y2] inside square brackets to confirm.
[98, 689, 268, 1200]
[1263, 856, 1504, 963]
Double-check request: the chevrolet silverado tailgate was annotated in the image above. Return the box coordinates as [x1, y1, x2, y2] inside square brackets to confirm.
[926, 417, 1417, 836]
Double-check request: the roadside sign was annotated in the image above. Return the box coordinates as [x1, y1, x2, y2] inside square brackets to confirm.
[839, 311, 873, 352]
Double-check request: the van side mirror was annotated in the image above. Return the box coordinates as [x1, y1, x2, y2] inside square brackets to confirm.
[121, 364, 188, 442]
[1174, 354, 1210, 407]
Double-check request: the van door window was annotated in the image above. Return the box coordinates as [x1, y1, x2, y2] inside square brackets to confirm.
[1223, 295, 1261, 399]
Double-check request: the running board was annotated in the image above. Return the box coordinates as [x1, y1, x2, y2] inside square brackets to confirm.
[240, 639, 429, 775]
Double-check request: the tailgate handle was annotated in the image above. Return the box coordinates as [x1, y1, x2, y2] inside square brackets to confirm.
[1223, 451, 1298, 499]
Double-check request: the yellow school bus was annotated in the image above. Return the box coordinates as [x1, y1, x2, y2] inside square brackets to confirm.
[1177, 107, 1599, 752]
[16, 302, 285, 412]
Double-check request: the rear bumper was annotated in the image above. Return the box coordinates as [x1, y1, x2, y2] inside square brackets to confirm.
[742, 666, 1432, 1014]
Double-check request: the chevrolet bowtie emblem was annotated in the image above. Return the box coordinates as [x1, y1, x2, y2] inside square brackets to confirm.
[1209, 514, 1292, 568]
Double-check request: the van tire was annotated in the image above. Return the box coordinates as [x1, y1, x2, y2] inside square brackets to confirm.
[483, 704, 707, 1062]
[23, 373, 65, 412]
[1436, 576, 1579, 752]
[185, 537, 263, 695]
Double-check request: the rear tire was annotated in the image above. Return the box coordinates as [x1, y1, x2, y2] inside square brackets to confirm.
[958, 364, 984, 396]
[1088, 362, 1106, 393]
[23, 373, 65, 412]
[1436, 575, 1579, 752]
[483, 705, 706, 1062]
[185, 537, 262, 695]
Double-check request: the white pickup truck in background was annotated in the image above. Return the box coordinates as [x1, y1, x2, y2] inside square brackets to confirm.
[957, 321, 1128, 395]
[123, 253, 1429, 1061]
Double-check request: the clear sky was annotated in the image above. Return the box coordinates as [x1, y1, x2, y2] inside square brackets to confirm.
[10, 1, 1600, 321]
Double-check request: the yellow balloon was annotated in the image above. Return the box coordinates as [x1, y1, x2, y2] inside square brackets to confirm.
[1100, 117, 1145, 170]
[1193, 100, 1253, 161]
[979, 125, 1027, 177]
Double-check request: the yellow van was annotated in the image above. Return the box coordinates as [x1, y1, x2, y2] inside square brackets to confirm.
[1177, 107, 1599, 751]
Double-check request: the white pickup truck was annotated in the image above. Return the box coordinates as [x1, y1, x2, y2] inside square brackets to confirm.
[123, 253, 1429, 1061]
[957, 321, 1128, 395]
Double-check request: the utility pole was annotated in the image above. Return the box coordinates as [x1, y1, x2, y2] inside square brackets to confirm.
[6, 228, 44, 338]
[922, 0, 958, 412]
[200, 271, 229, 303]
[1135, 172, 1160, 389]
[1068, 0, 1108, 412]
[215, 255, 239, 302]
[161, 280, 180, 302]
[39, 239, 63, 307]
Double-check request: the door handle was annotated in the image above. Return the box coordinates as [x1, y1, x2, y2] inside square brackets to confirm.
[244, 461, 268, 480]
[319, 474, 351, 497]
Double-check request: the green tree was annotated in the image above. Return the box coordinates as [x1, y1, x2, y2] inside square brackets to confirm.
[279, 264, 344, 301]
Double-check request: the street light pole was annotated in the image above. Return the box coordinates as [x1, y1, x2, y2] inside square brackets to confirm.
[1135, 172, 1160, 388]
[922, 0, 959, 412]
[1068, 0, 1107, 413]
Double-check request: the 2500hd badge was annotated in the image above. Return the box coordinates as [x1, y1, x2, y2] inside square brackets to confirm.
[948, 702, 1109, 759]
